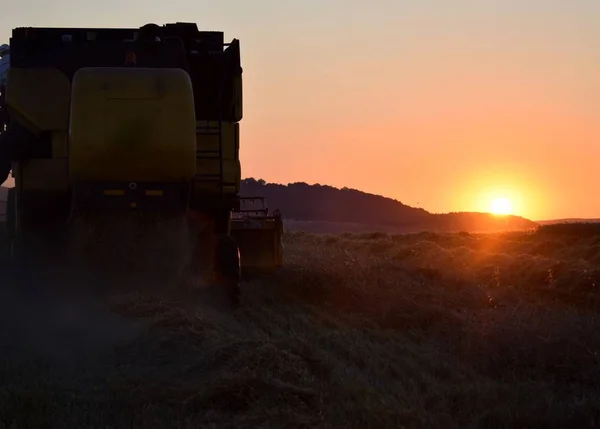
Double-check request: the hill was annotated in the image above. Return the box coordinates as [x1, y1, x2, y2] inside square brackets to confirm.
[241, 178, 537, 233]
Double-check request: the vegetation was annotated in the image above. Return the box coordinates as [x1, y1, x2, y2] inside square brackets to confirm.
[1, 225, 600, 427]
[535, 221, 600, 236]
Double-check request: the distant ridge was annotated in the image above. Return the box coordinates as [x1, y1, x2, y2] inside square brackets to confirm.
[240, 178, 537, 233]
[0, 181, 540, 233]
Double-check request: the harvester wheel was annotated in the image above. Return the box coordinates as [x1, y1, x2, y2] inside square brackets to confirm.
[215, 235, 241, 307]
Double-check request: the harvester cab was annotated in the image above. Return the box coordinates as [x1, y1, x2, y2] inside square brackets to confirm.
[0, 23, 283, 303]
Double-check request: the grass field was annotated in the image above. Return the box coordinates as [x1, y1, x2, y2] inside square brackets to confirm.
[1, 224, 600, 428]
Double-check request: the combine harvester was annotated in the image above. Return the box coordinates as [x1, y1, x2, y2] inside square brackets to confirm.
[0, 23, 283, 305]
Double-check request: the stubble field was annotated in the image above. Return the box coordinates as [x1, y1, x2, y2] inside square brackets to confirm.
[1, 224, 600, 428]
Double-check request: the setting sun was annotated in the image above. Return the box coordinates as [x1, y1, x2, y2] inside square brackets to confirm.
[490, 197, 513, 216]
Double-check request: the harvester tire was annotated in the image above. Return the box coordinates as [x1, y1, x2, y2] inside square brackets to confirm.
[215, 235, 241, 307]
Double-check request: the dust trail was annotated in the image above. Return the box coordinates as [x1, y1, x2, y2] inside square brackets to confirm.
[0, 207, 240, 377]
[0, 211, 207, 365]
[0, 286, 143, 365]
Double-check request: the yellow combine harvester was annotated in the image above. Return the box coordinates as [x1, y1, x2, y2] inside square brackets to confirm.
[0, 22, 283, 304]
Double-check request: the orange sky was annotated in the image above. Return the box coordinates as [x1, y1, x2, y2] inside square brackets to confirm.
[1, 0, 599, 220]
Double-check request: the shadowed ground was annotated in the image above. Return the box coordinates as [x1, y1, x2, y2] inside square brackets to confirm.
[0, 226, 599, 428]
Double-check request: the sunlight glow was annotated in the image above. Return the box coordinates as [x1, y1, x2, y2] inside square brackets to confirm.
[490, 197, 513, 216]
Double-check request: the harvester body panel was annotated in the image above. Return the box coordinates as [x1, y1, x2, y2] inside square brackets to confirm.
[6, 67, 70, 132]
[69, 67, 196, 183]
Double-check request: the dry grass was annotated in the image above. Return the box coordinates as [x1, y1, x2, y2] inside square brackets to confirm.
[1, 226, 600, 428]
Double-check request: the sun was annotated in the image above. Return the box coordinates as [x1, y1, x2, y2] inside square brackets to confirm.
[489, 197, 513, 215]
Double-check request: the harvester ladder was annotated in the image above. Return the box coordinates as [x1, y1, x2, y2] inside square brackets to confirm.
[195, 120, 224, 195]
[195, 45, 228, 196]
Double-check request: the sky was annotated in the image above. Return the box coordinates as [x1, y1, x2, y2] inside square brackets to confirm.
[1, 0, 599, 220]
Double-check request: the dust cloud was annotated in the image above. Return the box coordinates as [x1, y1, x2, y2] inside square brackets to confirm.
[0, 211, 209, 365]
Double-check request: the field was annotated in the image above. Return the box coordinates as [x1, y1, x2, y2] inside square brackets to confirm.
[1, 224, 600, 428]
